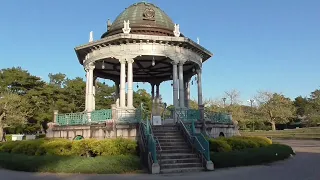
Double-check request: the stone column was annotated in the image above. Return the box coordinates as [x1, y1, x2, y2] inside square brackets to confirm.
[86, 63, 95, 112]
[197, 68, 203, 106]
[127, 59, 134, 108]
[85, 70, 89, 111]
[119, 59, 126, 108]
[172, 62, 179, 109]
[197, 68, 204, 123]
[92, 76, 97, 111]
[155, 83, 160, 116]
[156, 84, 160, 103]
[178, 62, 185, 108]
[151, 84, 155, 103]
[115, 81, 120, 107]
[184, 77, 191, 108]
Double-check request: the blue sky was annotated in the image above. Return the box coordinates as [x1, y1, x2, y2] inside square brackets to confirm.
[0, 0, 319, 106]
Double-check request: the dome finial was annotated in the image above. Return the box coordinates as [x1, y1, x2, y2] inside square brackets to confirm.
[173, 24, 180, 37]
[107, 19, 112, 31]
[89, 31, 93, 42]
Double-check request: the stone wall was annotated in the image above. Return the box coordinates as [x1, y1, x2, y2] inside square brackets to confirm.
[46, 122, 138, 140]
[194, 122, 240, 138]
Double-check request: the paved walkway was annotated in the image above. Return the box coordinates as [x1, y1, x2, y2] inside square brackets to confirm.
[1, 139, 319, 180]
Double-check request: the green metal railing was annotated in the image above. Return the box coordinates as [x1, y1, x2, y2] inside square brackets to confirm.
[205, 111, 233, 124]
[176, 110, 210, 162]
[55, 104, 146, 126]
[91, 109, 112, 122]
[176, 109, 200, 122]
[56, 112, 88, 125]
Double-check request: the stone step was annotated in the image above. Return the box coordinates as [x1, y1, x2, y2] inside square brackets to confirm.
[157, 139, 185, 143]
[155, 136, 184, 140]
[158, 142, 187, 146]
[160, 158, 201, 164]
[160, 149, 191, 154]
[153, 132, 181, 136]
[160, 167, 203, 174]
[152, 127, 178, 131]
[161, 162, 202, 169]
[158, 153, 198, 159]
[156, 145, 189, 150]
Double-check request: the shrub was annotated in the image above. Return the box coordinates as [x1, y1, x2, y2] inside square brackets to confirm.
[11, 140, 44, 156]
[91, 138, 138, 156]
[5, 135, 12, 141]
[209, 139, 232, 152]
[211, 144, 294, 168]
[0, 138, 138, 157]
[0, 153, 141, 174]
[209, 136, 272, 152]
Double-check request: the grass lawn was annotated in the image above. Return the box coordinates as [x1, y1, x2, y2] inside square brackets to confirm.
[240, 127, 320, 140]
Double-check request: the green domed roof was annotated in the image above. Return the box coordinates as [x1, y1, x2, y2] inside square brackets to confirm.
[101, 2, 175, 38]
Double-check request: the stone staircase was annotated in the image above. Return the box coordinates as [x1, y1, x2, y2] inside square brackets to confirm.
[152, 125, 203, 173]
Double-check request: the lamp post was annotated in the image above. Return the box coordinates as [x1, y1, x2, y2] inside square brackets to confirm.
[247, 99, 255, 131]
[222, 97, 226, 108]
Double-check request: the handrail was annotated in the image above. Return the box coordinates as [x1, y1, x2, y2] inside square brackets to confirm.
[154, 136, 162, 166]
[175, 110, 210, 162]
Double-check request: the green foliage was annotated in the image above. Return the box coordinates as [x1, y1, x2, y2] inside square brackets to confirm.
[211, 144, 294, 168]
[0, 138, 137, 157]
[255, 92, 296, 130]
[209, 136, 272, 152]
[0, 153, 141, 174]
[208, 139, 232, 152]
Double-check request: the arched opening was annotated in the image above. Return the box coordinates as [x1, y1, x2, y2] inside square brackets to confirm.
[73, 135, 84, 140]
[219, 132, 225, 137]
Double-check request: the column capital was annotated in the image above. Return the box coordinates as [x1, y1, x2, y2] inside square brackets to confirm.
[196, 68, 202, 74]
[127, 59, 134, 64]
[85, 62, 95, 71]
[119, 59, 127, 64]
[178, 60, 186, 65]
[171, 60, 178, 65]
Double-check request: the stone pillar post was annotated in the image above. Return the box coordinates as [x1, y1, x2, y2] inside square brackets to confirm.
[178, 62, 185, 108]
[53, 110, 59, 123]
[127, 59, 134, 109]
[86, 63, 95, 112]
[119, 59, 126, 108]
[172, 62, 179, 109]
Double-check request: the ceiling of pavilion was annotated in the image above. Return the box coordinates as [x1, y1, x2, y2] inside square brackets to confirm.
[94, 55, 197, 83]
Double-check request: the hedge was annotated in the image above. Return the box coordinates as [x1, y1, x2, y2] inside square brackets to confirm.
[211, 144, 295, 168]
[0, 153, 141, 174]
[0, 138, 138, 157]
[209, 136, 272, 152]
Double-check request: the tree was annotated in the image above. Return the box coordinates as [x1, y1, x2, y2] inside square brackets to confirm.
[294, 96, 309, 116]
[255, 91, 295, 130]
[306, 89, 320, 126]
[189, 99, 198, 109]
[48, 73, 67, 87]
[133, 89, 152, 117]
[0, 92, 33, 141]
[95, 82, 116, 110]
[0, 67, 45, 95]
[225, 89, 241, 105]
